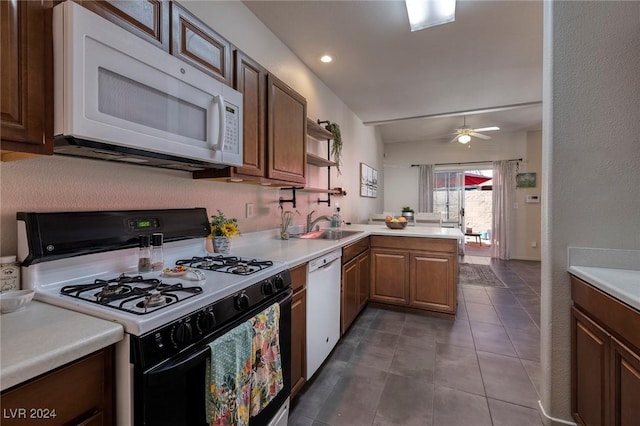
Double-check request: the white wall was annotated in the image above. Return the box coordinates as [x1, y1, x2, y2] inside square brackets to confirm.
[382, 130, 541, 260]
[0, 1, 384, 255]
[541, 1, 640, 422]
[512, 131, 542, 261]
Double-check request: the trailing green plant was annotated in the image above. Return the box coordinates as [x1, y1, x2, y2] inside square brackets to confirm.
[326, 122, 342, 175]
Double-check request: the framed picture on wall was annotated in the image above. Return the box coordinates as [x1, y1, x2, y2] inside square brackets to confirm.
[360, 163, 377, 198]
[516, 172, 536, 188]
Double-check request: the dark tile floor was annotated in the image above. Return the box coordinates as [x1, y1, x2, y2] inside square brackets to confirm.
[289, 256, 543, 426]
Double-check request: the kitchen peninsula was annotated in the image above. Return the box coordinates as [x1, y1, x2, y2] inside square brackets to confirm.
[232, 223, 463, 318]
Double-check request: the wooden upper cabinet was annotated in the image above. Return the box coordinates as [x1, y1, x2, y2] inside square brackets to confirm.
[170, 2, 232, 86]
[1, 0, 53, 159]
[267, 74, 307, 185]
[79, 0, 169, 51]
[233, 50, 266, 177]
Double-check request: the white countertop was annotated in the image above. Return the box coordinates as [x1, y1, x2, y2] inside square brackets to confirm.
[568, 247, 640, 312]
[0, 224, 458, 391]
[232, 223, 463, 267]
[0, 301, 124, 391]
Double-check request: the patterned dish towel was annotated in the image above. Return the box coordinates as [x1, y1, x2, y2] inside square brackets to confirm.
[206, 322, 253, 426]
[249, 303, 284, 417]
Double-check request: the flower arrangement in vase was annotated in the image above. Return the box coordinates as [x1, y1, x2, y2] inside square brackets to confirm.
[280, 209, 299, 240]
[208, 210, 240, 253]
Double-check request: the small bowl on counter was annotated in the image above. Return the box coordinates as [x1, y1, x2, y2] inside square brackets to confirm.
[385, 220, 408, 230]
[1, 289, 35, 314]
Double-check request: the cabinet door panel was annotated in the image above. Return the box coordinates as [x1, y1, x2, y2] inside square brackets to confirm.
[341, 257, 359, 334]
[171, 3, 231, 85]
[572, 307, 610, 426]
[267, 74, 307, 184]
[370, 250, 409, 305]
[80, 0, 169, 51]
[233, 51, 266, 177]
[357, 251, 370, 312]
[410, 253, 455, 313]
[612, 338, 640, 426]
[0, 0, 52, 154]
[291, 288, 307, 398]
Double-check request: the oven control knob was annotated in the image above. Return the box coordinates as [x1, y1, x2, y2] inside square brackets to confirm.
[261, 280, 275, 295]
[234, 292, 250, 311]
[196, 311, 216, 333]
[273, 274, 285, 289]
[172, 322, 193, 346]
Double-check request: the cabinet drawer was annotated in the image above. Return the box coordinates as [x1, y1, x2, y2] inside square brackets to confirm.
[290, 263, 307, 293]
[370, 236, 456, 253]
[0, 348, 113, 426]
[342, 237, 369, 264]
[571, 275, 640, 352]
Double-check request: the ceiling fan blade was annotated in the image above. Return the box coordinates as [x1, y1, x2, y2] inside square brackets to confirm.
[449, 136, 459, 143]
[470, 132, 491, 140]
[472, 126, 500, 132]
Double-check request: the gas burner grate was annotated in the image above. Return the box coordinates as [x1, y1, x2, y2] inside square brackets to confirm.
[175, 255, 273, 275]
[60, 274, 203, 315]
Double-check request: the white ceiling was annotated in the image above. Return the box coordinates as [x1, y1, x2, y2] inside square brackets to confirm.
[243, 0, 543, 144]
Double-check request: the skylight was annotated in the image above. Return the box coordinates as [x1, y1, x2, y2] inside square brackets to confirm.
[405, 0, 456, 32]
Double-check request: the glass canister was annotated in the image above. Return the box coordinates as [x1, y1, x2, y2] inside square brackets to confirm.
[0, 255, 21, 293]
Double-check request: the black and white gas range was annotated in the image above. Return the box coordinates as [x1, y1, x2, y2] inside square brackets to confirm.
[17, 208, 292, 426]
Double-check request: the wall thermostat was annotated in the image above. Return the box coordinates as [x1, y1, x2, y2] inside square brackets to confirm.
[525, 195, 540, 204]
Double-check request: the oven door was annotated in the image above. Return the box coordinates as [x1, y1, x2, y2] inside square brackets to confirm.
[137, 289, 292, 426]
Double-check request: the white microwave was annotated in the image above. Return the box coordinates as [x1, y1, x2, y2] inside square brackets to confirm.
[53, 1, 243, 171]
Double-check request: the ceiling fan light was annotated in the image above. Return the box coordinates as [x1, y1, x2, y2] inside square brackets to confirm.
[405, 0, 456, 32]
[458, 134, 471, 144]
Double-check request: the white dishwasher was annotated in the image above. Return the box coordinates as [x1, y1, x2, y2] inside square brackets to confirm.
[306, 248, 342, 379]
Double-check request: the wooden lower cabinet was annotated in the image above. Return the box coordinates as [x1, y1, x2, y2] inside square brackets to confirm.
[611, 338, 640, 426]
[370, 236, 457, 316]
[0, 347, 114, 426]
[341, 249, 370, 334]
[370, 249, 409, 305]
[572, 306, 610, 426]
[410, 252, 456, 313]
[289, 264, 307, 399]
[571, 275, 640, 426]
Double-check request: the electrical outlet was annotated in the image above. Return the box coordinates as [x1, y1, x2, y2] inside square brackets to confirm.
[245, 203, 254, 219]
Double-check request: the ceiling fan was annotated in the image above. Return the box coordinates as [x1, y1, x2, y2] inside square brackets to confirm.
[450, 116, 500, 144]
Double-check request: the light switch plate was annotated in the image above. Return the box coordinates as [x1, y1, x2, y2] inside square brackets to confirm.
[245, 203, 254, 218]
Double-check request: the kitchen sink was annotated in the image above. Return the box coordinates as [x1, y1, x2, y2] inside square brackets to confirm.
[294, 229, 363, 241]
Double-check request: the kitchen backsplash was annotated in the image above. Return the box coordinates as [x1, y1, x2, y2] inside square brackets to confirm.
[0, 155, 346, 255]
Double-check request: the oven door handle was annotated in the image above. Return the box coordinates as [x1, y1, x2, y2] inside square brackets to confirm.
[147, 346, 211, 385]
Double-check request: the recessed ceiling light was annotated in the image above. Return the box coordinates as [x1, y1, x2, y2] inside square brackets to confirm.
[405, 0, 456, 32]
[320, 55, 333, 63]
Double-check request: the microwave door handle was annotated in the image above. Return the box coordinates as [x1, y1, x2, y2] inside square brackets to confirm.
[211, 95, 226, 153]
[208, 97, 220, 152]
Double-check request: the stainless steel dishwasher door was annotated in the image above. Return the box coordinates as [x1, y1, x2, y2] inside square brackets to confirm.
[306, 249, 342, 379]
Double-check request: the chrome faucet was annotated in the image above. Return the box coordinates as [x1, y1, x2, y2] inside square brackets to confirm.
[306, 210, 331, 233]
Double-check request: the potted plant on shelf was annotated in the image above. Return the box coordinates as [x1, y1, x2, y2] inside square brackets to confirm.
[208, 210, 240, 254]
[401, 206, 415, 223]
[325, 122, 342, 175]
